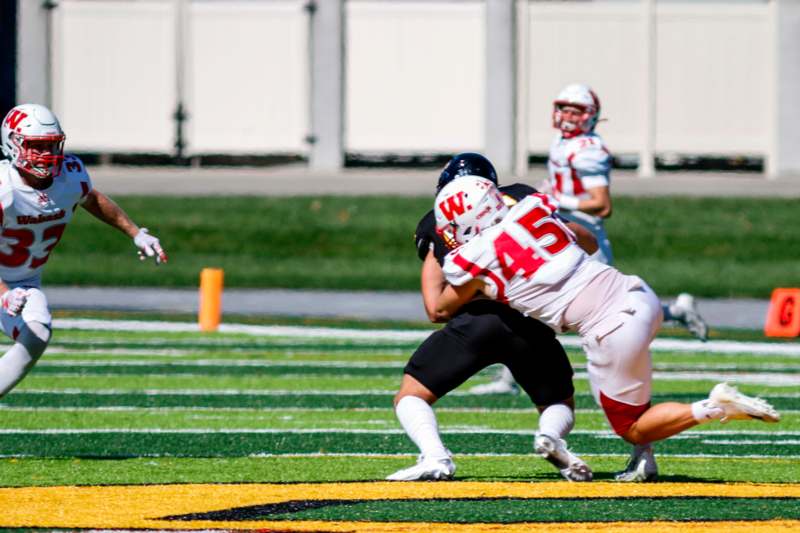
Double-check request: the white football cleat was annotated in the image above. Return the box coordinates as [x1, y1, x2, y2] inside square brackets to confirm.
[615, 444, 658, 482]
[386, 454, 456, 481]
[469, 366, 519, 395]
[534, 433, 593, 482]
[468, 379, 519, 395]
[709, 383, 780, 423]
[670, 293, 709, 341]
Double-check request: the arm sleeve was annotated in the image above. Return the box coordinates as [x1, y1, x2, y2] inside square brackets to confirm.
[443, 246, 503, 301]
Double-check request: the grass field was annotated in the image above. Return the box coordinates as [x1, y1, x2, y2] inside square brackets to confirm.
[44, 195, 800, 298]
[0, 317, 797, 531]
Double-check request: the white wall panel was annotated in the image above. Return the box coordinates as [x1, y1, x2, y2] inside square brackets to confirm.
[656, 4, 770, 154]
[188, 1, 308, 154]
[527, 3, 645, 155]
[52, 1, 176, 152]
[527, 1, 770, 157]
[346, 1, 484, 153]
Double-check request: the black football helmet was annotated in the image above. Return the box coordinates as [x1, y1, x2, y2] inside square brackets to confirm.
[436, 152, 498, 193]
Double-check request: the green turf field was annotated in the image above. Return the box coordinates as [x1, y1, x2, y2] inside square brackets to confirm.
[0, 318, 797, 531]
[46, 195, 800, 297]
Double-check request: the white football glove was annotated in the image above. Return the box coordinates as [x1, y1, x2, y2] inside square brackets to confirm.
[1, 288, 28, 317]
[133, 228, 168, 265]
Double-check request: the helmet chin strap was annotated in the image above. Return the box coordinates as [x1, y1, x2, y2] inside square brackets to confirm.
[560, 124, 583, 139]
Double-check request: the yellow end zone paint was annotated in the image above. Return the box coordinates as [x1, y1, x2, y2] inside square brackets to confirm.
[0, 482, 798, 531]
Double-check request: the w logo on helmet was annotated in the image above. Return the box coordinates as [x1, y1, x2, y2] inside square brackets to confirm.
[438, 191, 468, 222]
[4, 110, 27, 130]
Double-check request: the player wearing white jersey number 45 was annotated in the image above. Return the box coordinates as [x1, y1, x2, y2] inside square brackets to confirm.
[0, 103, 167, 400]
[432, 177, 779, 481]
[546, 83, 707, 343]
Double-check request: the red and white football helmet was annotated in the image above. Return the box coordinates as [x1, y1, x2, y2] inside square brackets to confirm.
[434, 176, 509, 249]
[1, 104, 66, 180]
[552, 83, 601, 138]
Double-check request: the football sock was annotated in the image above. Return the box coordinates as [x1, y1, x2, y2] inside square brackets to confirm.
[538, 402, 575, 440]
[395, 395, 449, 460]
[0, 321, 50, 398]
[691, 399, 724, 423]
[632, 443, 652, 456]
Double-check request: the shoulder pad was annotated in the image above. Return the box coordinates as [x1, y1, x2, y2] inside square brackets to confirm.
[499, 183, 537, 201]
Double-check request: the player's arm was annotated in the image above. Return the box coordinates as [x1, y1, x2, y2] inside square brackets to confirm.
[558, 185, 612, 218]
[581, 186, 612, 218]
[433, 278, 485, 322]
[420, 250, 448, 323]
[81, 189, 168, 264]
[565, 222, 599, 255]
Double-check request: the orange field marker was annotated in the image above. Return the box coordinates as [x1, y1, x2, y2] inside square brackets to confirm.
[199, 268, 224, 332]
[764, 288, 800, 337]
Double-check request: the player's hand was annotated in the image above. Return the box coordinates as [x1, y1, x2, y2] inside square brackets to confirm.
[1, 288, 28, 316]
[554, 191, 580, 211]
[133, 228, 168, 265]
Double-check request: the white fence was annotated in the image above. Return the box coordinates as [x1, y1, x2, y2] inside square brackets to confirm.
[45, 0, 775, 164]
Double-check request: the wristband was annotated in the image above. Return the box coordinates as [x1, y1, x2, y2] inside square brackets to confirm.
[558, 195, 580, 211]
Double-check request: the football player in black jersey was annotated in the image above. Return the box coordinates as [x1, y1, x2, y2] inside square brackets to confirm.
[386, 153, 597, 482]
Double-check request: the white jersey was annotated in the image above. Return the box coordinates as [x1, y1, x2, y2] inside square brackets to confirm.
[547, 131, 614, 264]
[547, 132, 611, 224]
[0, 154, 92, 283]
[442, 193, 612, 331]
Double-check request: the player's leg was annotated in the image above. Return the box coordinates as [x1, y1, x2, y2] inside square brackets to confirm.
[0, 288, 52, 397]
[582, 281, 661, 481]
[387, 373, 455, 481]
[388, 318, 494, 481]
[503, 312, 591, 481]
[623, 384, 780, 443]
[587, 285, 778, 480]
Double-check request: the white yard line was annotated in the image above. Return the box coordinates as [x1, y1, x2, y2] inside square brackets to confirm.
[52, 318, 800, 356]
[1, 452, 795, 460]
[26, 368, 800, 386]
[0, 428, 796, 436]
[15, 387, 800, 396]
[37, 359, 406, 368]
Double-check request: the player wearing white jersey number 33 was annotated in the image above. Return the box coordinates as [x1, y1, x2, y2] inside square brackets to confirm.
[0, 103, 167, 400]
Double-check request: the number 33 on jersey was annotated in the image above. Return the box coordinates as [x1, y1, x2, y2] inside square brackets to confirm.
[0, 155, 91, 282]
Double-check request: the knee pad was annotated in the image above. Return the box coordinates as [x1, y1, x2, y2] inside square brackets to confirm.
[17, 320, 51, 361]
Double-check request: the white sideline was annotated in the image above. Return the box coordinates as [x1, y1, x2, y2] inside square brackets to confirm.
[53, 318, 800, 356]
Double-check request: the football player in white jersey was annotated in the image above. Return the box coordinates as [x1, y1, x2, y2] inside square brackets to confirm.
[0, 103, 167, 400]
[546, 83, 707, 342]
[475, 84, 706, 399]
[479, 84, 709, 391]
[431, 177, 779, 481]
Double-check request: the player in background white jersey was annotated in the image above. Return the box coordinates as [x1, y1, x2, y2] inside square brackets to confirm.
[433, 177, 779, 480]
[546, 83, 707, 340]
[0, 103, 167, 400]
[472, 83, 708, 398]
